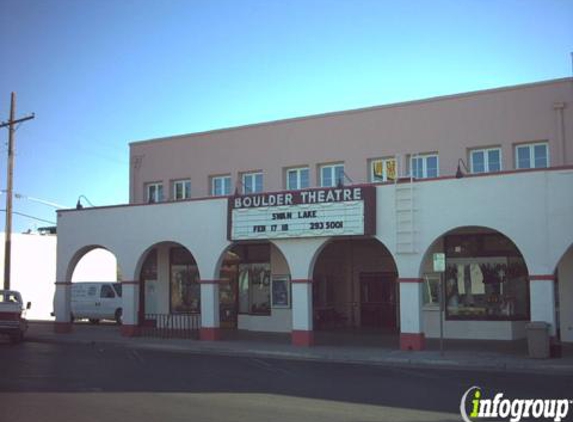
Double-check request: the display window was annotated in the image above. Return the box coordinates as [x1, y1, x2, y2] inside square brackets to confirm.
[444, 233, 529, 321]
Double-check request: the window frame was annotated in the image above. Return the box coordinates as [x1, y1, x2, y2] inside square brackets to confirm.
[469, 147, 502, 174]
[369, 157, 397, 182]
[319, 163, 345, 187]
[172, 179, 191, 200]
[285, 166, 310, 190]
[210, 175, 232, 197]
[146, 182, 164, 203]
[410, 154, 439, 179]
[242, 171, 263, 194]
[514, 142, 549, 170]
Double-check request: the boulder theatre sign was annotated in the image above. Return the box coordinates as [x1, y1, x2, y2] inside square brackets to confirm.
[228, 186, 376, 240]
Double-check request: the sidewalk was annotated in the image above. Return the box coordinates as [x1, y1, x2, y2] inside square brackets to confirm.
[25, 321, 573, 376]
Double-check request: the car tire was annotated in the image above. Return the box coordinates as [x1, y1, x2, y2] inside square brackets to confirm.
[88, 318, 100, 324]
[115, 308, 122, 325]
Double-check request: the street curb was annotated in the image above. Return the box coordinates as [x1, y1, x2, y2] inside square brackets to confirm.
[26, 334, 573, 377]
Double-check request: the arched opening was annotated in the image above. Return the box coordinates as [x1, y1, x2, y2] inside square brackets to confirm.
[311, 238, 398, 334]
[217, 241, 291, 332]
[555, 243, 573, 345]
[67, 246, 122, 325]
[136, 242, 201, 332]
[419, 227, 529, 341]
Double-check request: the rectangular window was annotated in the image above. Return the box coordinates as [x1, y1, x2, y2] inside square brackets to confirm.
[410, 154, 439, 179]
[370, 158, 397, 182]
[286, 167, 309, 190]
[146, 182, 163, 203]
[470, 148, 502, 174]
[211, 175, 231, 196]
[242, 172, 263, 194]
[515, 142, 549, 169]
[320, 163, 345, 187]
[173, 179, 191, 200]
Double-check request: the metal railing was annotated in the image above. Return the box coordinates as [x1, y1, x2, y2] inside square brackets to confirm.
[138, 313, 200, 339]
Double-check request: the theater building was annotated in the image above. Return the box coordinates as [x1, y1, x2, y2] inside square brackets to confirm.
[54, 78, 573, 350]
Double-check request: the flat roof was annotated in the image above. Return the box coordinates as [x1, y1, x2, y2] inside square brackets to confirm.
[130, 77, 573, 147]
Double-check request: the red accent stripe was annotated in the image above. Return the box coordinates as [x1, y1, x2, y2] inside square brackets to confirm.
[400, 333, 425, 351]
[530, 275, 555, 281]
[398, 278, 424, 283]
[200, 327, 221, 341]
[292, 330, 314, 346]
[291, 279, 313, 284]
[198, 279, 222, 285]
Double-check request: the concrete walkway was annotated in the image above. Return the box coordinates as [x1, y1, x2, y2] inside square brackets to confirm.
[24, 321, 573, 376]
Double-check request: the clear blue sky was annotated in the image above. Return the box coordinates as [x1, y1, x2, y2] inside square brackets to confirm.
[0, 0, 572, 232]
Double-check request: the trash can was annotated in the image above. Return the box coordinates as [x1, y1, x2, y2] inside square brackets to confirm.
[526, 322, 550, 359]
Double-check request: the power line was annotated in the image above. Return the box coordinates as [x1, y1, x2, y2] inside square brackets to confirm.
[0, 209, 55, 225]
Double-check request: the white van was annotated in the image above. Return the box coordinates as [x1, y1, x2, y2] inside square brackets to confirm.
[71, 282, 123, 324]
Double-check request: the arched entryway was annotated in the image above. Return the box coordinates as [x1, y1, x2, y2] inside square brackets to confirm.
[311, 238, 399, 342]
[136, 242, 201, 336]
[216, 241, 291, 333]
[66, 245, 122, 324]
[419, 226, 530, 341]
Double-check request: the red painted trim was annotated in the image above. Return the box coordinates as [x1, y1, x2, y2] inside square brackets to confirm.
[198, 279, 222, 285]
[400, 333, 425, 351]
[292, 330, 314, 347]
[54, 322, 73, 334]
[291, 279, 313, 284]
[530, 275, 556, 281]
[200, 327, 221, 341]
[121, 324, 138, 337]
[398, 278, 424, 283]
[54, 281, 72, 286]
[58, 165, 573, 215]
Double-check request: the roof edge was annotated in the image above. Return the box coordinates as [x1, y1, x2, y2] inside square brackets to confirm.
[130, 77, 573, 147]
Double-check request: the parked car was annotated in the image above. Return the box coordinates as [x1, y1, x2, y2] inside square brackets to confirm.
[0, 290, 30, 343]
[70, 282, 123, 325]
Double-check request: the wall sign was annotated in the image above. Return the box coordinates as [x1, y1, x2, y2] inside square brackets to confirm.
[228, 186, 376, 240]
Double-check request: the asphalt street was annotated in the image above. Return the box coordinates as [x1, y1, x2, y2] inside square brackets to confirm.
[1, 340, 571, 422]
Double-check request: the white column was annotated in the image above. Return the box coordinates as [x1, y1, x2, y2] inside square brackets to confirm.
[398, 278, 425, 350]
[199, 280, 220, 340]
[121, 281, 139, 336]
[530, 276, 557, 337]
[291, 279, 313, 346]
[54, 282, 72, 333]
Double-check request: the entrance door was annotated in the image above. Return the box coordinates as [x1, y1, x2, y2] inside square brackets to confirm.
[360, 273, 396, 328]
[219, 259, 239, 328]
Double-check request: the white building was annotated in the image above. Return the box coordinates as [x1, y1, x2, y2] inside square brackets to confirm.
[54, 78, 573, 349]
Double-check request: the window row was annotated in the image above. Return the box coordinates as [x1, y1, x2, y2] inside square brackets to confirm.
[145, 142, 549, 202]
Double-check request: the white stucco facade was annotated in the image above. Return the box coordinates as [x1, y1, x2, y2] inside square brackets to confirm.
[55, 169, 573, 345]
[54, 78, 573, 349]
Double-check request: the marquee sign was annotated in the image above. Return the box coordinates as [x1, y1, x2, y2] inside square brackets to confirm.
[228, 186, 376, 241]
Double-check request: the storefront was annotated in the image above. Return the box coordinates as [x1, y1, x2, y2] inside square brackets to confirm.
[53, 78, 573, 350]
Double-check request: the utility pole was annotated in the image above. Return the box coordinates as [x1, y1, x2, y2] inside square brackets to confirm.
[0, 92, 35, 289]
